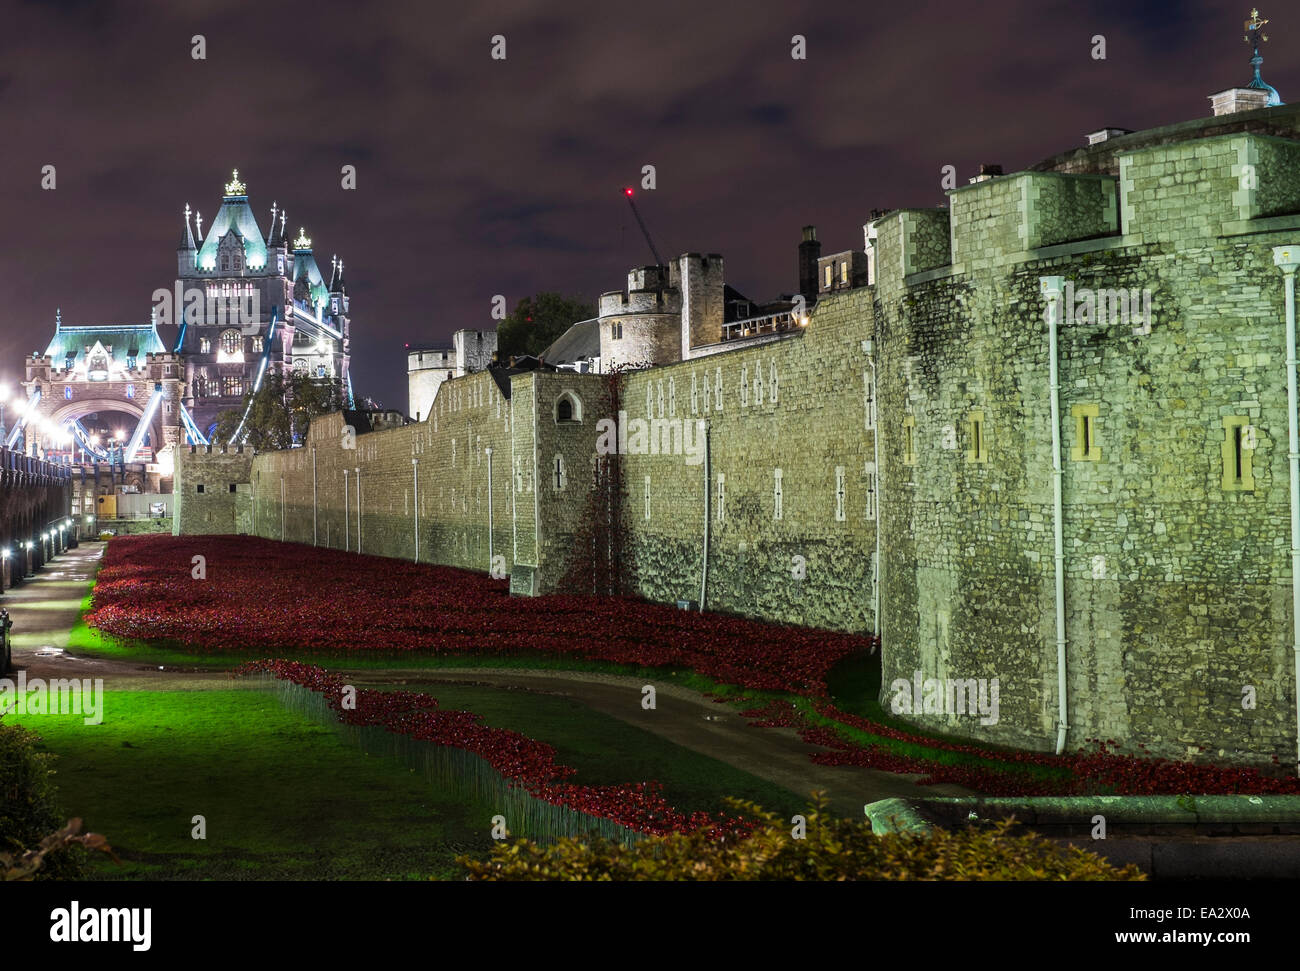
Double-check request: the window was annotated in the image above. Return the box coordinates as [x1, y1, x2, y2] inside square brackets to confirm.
[863, 372, 876, 430]
[196, 484, 205, 494]
[644, 475, 652, 520]
[611, 321, 623, 340]
[555, 392, 581, 424]
[645, 384, 653, 417]
[740, 366, 749, 407]
[200, 338, 211, 354]
[902, 415, 917, 466]
[316, 365, 326, 378]
[967, 410, 987, 463]
[126, 355, 137, 370]
[840, 261, 849, 284]
[773, 468, 784, 521]
[668, 377, 676, 416]
[1071, 404, 1100, 462]
[835, 466, 847, 522]
[64, 386, 73, 400]
[824, 265, 833, 288]
[218, 329, 243, 362]
[1221, 416, 1256, 491]
[865, 460, 877, 520]
[753, 366, 763, 406]
[222, 375, 243, 397]
[769, 361, 778, 404]
[252, 337, 263, 352]
[691, 373, 698, 414]
[229, 483, 237, 494]
[193, 374, 208, 397]
[125, 384, 135, 399]
[716, 472, 726, 522]
[553, 455, 567, 491]
[715, 367, 722, 411]
[657, 381, 665, 418]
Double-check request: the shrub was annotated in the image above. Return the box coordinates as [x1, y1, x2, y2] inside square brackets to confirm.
[0, 717, 86, 880]
[458, 797, 1146, 881]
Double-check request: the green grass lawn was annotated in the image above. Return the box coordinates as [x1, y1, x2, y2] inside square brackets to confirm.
[14, 682, 809, 879]
[12, 689, 489, 880]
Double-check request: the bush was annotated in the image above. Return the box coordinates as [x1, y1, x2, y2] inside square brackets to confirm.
[0, 717, 86, 880]
[458, 797, 1146, 881]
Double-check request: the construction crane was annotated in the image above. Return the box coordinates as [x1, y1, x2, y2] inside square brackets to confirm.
[623, 187, 664, 267]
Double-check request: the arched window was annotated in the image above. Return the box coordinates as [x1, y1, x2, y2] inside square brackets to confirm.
[554, 391, 582, 424]
[219, 329, 242, 360]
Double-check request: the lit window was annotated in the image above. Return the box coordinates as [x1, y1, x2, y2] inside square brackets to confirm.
[125, 384, 135, 399]
[218, 329, 243, 362]
[222, 375, 243, 397]
[1221, 416, 1256, 491]
[967, 410, 987, 464]
[200, 338, 211, 354]
[823, 265, 833, 288]
[840, 261, 849, 284]
[1071, 404, 1100, 462]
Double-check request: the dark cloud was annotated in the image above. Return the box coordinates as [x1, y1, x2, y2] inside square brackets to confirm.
[0, 0, 1293, 412]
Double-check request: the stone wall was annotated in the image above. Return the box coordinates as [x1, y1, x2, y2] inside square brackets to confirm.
[173, 446, 254, 535]
[173, 111, 1300, 767]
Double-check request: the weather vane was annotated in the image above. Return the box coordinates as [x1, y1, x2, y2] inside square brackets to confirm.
[1244, 9, 1282, 105]
[1245, 8, 1269, 53]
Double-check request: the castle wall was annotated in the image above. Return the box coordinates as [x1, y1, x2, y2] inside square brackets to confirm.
[170, 123, 1300, 766]
[871, 130, 1300, 763]
[172, 446, 254, 535]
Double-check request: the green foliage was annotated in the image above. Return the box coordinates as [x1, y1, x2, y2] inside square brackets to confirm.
[0, 717, 86, 880]
[2, 818, 116, 881]
[496, 292, 595, 358]
[212, 368, 343, 450]
[458, 796, 1147, 881]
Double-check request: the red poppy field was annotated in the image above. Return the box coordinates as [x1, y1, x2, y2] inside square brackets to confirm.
[86, 534, 1300, 798]
[87, 534, 865, 695]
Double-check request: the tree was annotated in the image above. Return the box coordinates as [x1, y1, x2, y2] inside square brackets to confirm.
[496, 292, 595, 359]
[212, 368, 343, 450]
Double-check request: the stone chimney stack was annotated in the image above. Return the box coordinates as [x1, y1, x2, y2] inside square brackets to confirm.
[798, 225, 821, 303]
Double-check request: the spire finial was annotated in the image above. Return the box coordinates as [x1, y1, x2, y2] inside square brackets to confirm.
[184, 203, 191, 220]
[294, 227, 312, 250]
[1244, 8, 1283, 104]
[224, 168, 246, 196]
[195, 211, 203, 239]
[56, 307, 61, 329]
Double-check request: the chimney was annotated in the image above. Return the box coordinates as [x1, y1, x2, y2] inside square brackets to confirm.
[1208, 88, 1271, 116]
[968, 164, 1003, 185]
[1086, 127, 1132, 145]
[798, 225, 821, 303]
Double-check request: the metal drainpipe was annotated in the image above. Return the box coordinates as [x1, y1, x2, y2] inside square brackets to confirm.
[863, 339, 882, 654]
[1041, 276, 1070, 756]
[312, 445, 318, 546]
[355, 466, 362, 553]
[343, 469, 349, 552]
[485, 446, 494, 571]
[280, 475, 285, 541]
[1274, 246, 1300, 774]
[412, 457, 420, 563]
[700, 420, 710, 612]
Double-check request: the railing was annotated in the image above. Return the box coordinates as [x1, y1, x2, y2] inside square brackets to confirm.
[721, 310, 805, 342]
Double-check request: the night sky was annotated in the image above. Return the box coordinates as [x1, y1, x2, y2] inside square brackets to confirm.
[0, 0, 1293, 413]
